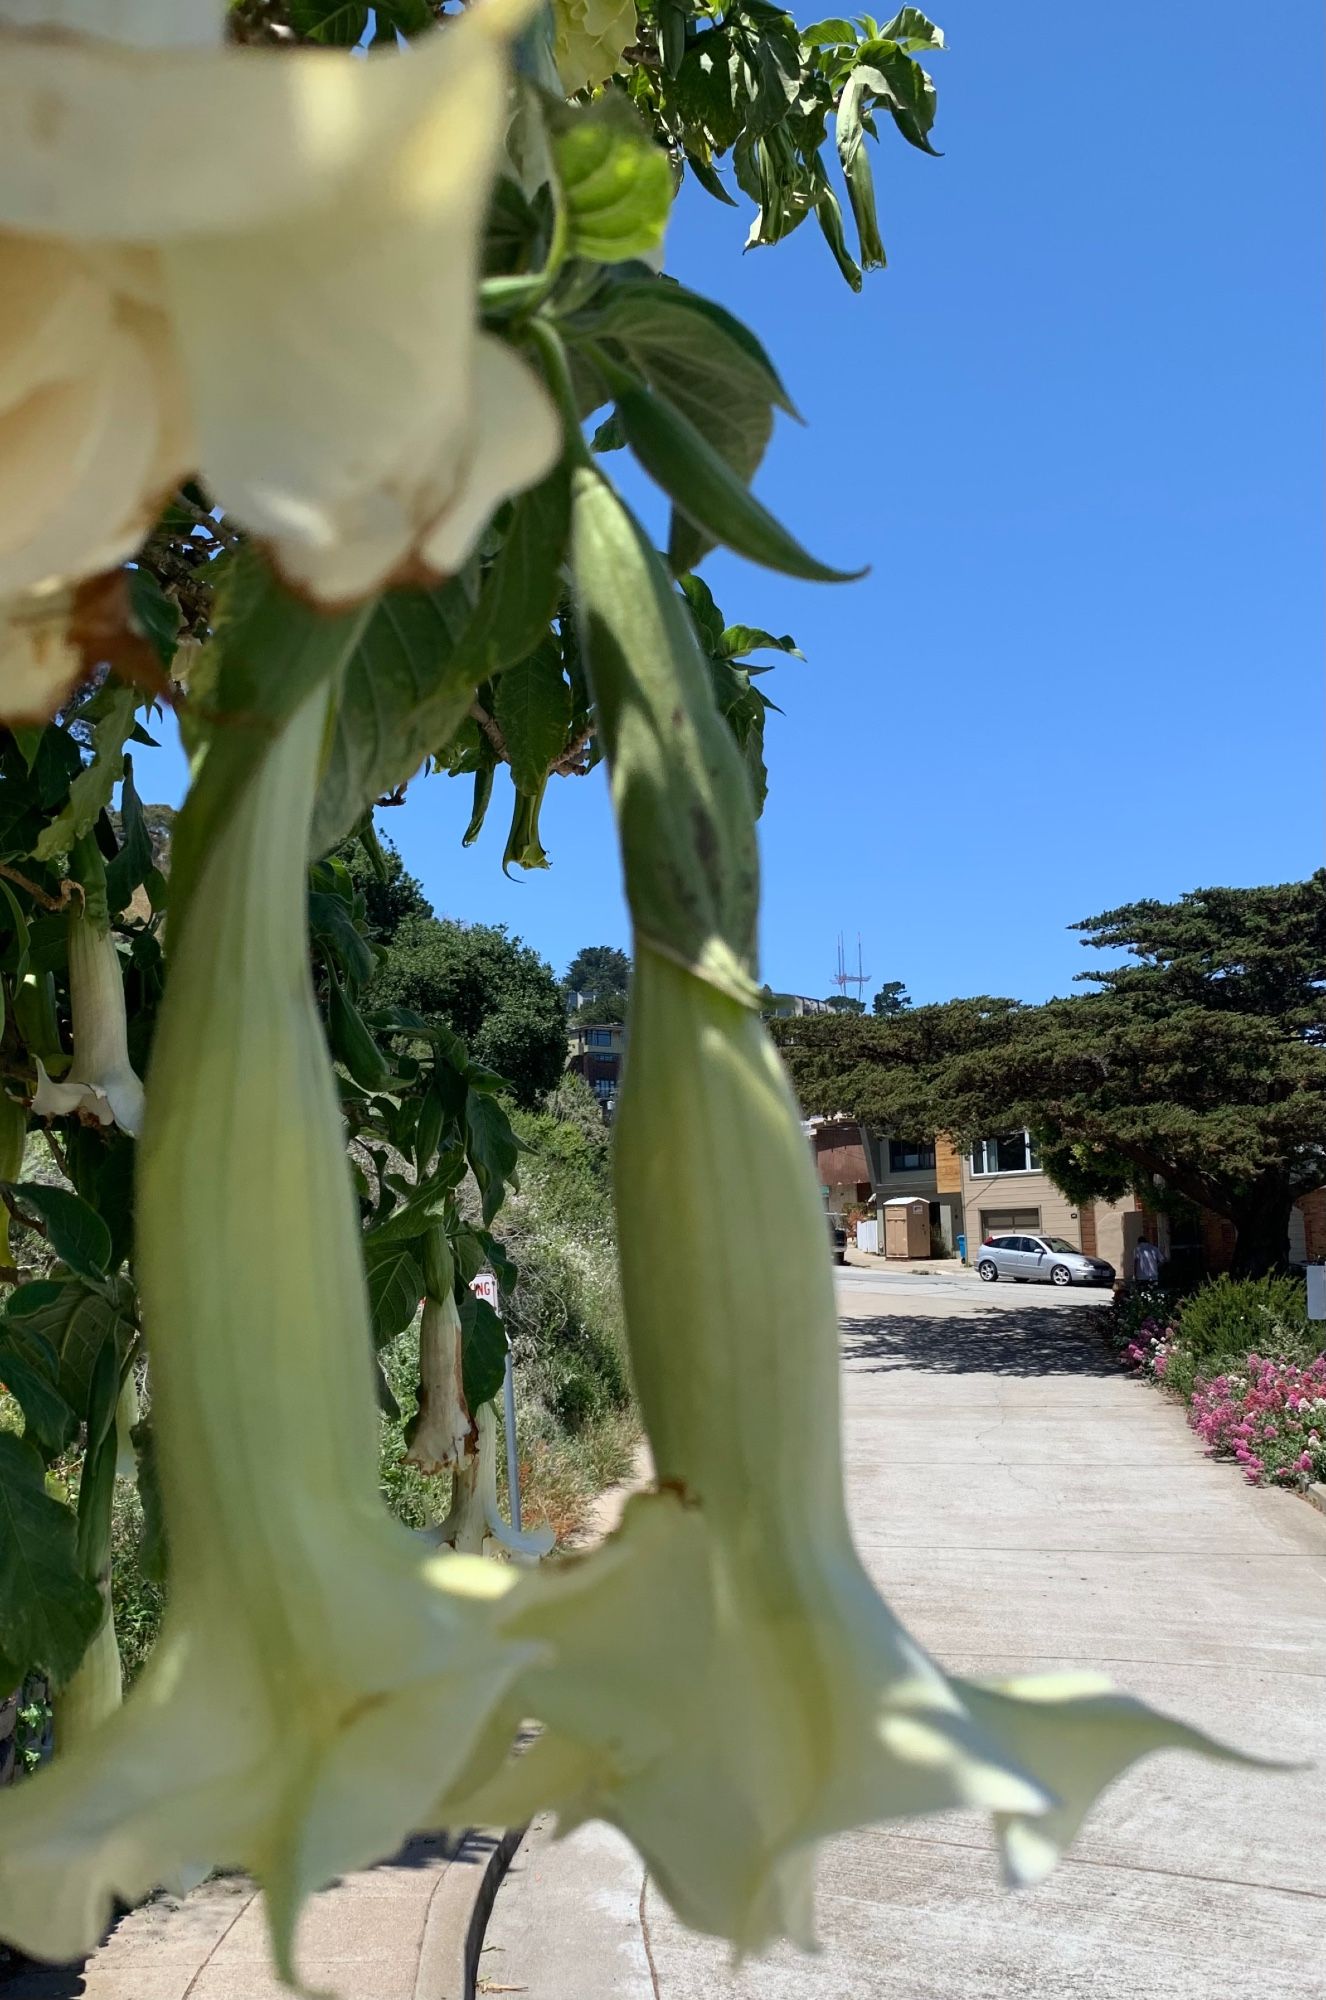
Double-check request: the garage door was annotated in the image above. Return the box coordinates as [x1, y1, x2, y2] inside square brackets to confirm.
[981, 1207, 1041, 1237]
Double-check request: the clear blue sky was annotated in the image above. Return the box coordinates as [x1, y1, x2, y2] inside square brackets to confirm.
[139, 0, 1324, 1003]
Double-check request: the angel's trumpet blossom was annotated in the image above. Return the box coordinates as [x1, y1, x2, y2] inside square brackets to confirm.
[443, 468, 1258, 1950]
[0, 618, 541, 1984]
[32, 888, 144, 1135]
[437, 1402, 553, 1562]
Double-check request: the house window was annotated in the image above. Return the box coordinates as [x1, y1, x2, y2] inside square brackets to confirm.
[587, 1028, 615, 1047]
[591, 1075, 615, 1098]
[889, 1140, 936, 1173]
[969, 1132, 1041, 1176]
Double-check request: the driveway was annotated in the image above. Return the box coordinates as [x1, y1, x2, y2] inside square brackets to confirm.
[482, 1277, 1326, 2000]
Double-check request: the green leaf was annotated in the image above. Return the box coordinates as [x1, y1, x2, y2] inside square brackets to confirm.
[555, 98, 673, 265]
[363, 1240, 423, 1348]
[456, 466, 571, 687]
[5, 1275, 132, 1412]
[7, 1182, 111, 1282]
[131, 1419, 169, 1583]
[0, 877, 31, 979]
[33, 684, 138, 865]
[466, 1090, 521, 1225]
[720, 624, 803, 659]
[326, 969, 391, 1092]
[463, 760, 496, 848]
[678, 572, 726, 654]
[74, 1335, 121, 1580]
[310, 579, 475, 858]
[605, 370, 864, 583]
[854, 41, 941, 153]
[9, 725, 44, 773]
[0, 1330, 76, 1455]
[0, 1430, 101, 1684]
[104, 756, 156, 916]
[801, 17, 856, 46]
[574, 281, 798, 576]
[879, 7, 945, 55]
[127, 567, 180, 667]
[683, 148, 737, 207]
[458, 1289, 508, 1411]
[493, 644, 572, 796]
[289, 0, 370, 43]
[308, 890, 377, 987]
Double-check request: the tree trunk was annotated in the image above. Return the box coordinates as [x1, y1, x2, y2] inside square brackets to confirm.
[1227, 1186, 1295, 1277]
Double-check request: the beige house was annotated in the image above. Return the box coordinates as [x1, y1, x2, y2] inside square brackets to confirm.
[956, 1128, 1139, 1271]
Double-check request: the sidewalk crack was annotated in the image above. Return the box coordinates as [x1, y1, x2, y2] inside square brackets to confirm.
[639, 1870, 662, 2000]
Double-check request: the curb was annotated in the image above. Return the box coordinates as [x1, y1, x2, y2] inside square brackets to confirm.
[416, 1825, 524, 2000]
[1304, 1483, 1326, 1521]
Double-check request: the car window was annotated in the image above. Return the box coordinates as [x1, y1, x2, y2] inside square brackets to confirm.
[1041, 1237, 1076, 1253]
[1013, 1237, 1037, 1252]
[994, 1236, 1019, 1250]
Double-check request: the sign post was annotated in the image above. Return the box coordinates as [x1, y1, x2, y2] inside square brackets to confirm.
[469, 1270, 521, 1533]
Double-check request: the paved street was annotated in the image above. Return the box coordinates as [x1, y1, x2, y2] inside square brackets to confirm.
[484, 1276, 1326, 2000]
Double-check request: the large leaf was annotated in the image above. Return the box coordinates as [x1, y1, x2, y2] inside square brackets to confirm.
[363, 1240, 423, 1348]
[33, 685, 137, 865]
[0, 1431, 101, 1684]
[601, 368, 863, 583]
[5, 1275, 133, 1414]
[310, 580, 474, 857]
[455, 469, 570, 689]
[465, 1091, 521, 1226]
[127, 567, 180, 667]
[289, 0, 370, 43]
[492, 644, 572, 796]
[854, 40, 941, 153]
[0, 1327, 76, 1455]
[104, 757, 158, 916]
[458, 1289, 508, 1412]
[879, 7, 945, 54]
[555, 99, 673, 266]
[7, 1182, 111, 1282]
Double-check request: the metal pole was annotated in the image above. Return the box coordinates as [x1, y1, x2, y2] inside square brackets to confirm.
[502, 1347, 521, 1532]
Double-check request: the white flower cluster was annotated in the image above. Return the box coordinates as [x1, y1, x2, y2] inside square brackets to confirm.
[552, 0, 637, 94]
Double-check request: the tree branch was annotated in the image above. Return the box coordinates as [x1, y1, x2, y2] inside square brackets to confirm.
[0, 1186, 46, 1239]
[0, 863, 79, 915]
[469, 701, 508, 765]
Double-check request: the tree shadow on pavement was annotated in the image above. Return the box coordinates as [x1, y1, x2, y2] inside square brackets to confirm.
[841, 1303, 1116, 1377]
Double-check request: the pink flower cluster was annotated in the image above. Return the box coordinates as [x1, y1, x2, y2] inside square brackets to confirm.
[1190, 1354, 1326, 1488]
[1123, 1319, 1176, 1379]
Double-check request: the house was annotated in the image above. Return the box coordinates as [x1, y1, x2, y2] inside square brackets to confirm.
[763, 992, 835, 1018]
[566, 1019, 624, 1114]
[958, 1128, 1151, 1272]
[803, 1118, 961, 1255]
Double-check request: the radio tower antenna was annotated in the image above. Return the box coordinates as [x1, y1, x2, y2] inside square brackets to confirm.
[831, 933, 871, 1004]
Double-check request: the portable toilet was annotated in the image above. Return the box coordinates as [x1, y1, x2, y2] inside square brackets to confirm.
[883, 1196, 930, 1260]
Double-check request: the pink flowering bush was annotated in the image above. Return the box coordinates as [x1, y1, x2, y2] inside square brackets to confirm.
[1190, 1355, 1326, 1487]
[1113, 1276, 1323, 1491]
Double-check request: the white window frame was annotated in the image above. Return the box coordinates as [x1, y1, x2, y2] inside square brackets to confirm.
[969, 1131, 1041, 1178]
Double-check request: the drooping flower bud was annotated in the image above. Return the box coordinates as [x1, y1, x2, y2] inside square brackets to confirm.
[436, 1402, 553, 1562]
[406, 1291, 475, 1478]
[31, 896, 145, 1136]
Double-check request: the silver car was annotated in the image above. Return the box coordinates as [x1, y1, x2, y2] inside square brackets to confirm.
[976, 1232, 1115, 1288]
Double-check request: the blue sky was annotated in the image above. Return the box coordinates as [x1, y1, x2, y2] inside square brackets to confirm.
[138, 0, 1324, 1004]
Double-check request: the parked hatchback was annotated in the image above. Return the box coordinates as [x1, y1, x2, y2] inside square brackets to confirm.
[976, 1233, 1115, 1288]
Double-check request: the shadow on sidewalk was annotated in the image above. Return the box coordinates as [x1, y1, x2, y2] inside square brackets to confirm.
[842, 1302, 1114, 1378]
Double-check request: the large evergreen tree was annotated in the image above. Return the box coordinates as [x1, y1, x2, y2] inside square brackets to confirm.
[772, 875, 1326, 1275]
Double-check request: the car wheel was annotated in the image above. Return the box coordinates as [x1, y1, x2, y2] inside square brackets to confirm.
[978, 1259, 998, 1282]
[1050, 1263, 1073, 1287]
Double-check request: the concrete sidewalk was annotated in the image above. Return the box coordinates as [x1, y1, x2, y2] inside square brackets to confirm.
[4, 1830, 513, 2000]
[484, 1282, 1326, 2000]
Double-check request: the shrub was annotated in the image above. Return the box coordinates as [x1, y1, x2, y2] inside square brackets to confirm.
[1190, 1354, 1326, 1488]
[1165, 1274, 1312, 1399]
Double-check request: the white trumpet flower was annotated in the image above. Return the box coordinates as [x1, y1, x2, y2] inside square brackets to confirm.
[0, 0, 559, 721]
[0, 679, 543, 1983]
[437, 1402, 554, 1562]
[31, 902, 145, 1135]
[405, 1291, 475, 1477]
[442, 473, 1262, 1952]
[551, 0, 637, 93]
